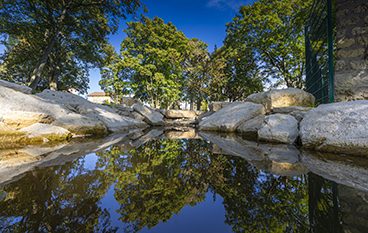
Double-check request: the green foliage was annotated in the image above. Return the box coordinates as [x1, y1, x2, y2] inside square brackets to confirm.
[208, 44, 264, 102]
[101, 17, 207, 109]
[0, 0, 141, 93]
[226, 0, 312, 88]
[183, 39, 211, 109]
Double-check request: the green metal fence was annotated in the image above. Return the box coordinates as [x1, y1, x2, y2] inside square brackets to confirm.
[305, 0, 335, 104]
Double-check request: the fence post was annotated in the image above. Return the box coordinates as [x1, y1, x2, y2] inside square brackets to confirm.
[327, 0, 335, 103]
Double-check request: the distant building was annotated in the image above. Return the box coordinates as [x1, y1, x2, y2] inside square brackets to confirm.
[87, 92, 113, 104]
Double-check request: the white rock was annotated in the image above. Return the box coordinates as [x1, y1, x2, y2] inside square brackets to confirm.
[0, 111, 54, 129]
[208, 101, 236, 112]
[0, 86, 142, 136]
[20, 123, 71, 139]
[132, 103, 164, 126]
[272, 106, 312, 122]
[300, 100, 368, 155]
[272, 106, 312, 114]
[36, 89, 147, 132]
[246, 88, 315, 112]
[258, 114, 299, 144]
[0, 79, 32, 94]
[199, 102, 265, 132]
[164, 110, 197, 119]
[236, 115, 265, 138]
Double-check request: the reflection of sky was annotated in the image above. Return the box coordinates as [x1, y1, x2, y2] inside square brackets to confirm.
[100, 185, 232, 233]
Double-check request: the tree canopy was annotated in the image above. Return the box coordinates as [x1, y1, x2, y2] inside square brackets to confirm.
[225, 0, 312, 88]
[100, 17, 211, 109]
[0, 0, 141, 93]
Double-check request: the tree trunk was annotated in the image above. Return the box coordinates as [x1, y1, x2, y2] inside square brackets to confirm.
[29, 35, 58, 91]
[28, 8, 67, 91]
[196, 100, 201, 111]
[49, 69, 58, 91]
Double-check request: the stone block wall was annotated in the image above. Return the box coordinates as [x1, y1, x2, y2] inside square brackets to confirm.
[335, 0, 368, 101]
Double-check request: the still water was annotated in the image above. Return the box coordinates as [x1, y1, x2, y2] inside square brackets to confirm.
[0, 130, 367, 233]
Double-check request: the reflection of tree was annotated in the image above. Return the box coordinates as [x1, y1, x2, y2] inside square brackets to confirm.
[0, 139, 347, 233]
[209, 156, 309, 233]
[0, 159, 116, 233]
[97, 139, 214, 232]
[308, 173, 342, 233]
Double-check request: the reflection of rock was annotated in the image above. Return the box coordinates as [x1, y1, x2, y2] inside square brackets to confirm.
[200, 132, 307, 176]
[199, 102, 265, 132]
[256, 144, 307, 176]
[258, 114, 298, 144]
[301, 150, 368, 192]
[300, 100, 368, 156]
[339, 184, 368, 233]
[199, 132, 266, 161]
[164, 119, 197, 127]
[165, 128, 198, 139]
[130, 128, 164, 148]
[0, 130, 141, 186]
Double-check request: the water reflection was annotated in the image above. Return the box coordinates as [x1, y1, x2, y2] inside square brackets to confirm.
[0, 132, 367, 232]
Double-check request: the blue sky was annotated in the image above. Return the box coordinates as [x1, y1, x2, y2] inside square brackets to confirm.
[88, 0, 256, 93]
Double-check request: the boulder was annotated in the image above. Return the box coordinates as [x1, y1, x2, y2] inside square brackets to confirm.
[209, 101, 235, 112]
[0, 79, 32, 94]
[37, 90, 147, 132]
[132, 103, 164, 126]
[164, 110, 197, 119]
[300, 100, 368, 156]
[199, 102, 265, 132]
[272, 106, 312, 113]
[258, 114, 299, 144]
[20, 123, 72, 141]
[197, 111, 214, 122]
[236, 115, 265, 138]
[246, 88, 315, 112]
[0, 111, 54, 129]
[0, 86, 107, 136]
[272, 106, 312, 122]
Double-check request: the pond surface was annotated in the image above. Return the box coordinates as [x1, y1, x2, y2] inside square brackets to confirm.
[0, 130, 367, 233]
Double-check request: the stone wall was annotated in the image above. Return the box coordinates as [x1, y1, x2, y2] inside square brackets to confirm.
[335, 0, 368, 101]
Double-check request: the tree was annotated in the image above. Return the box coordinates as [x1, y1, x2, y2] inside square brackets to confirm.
[226, 0, 312, 88]
[207, 44, 264, 102]
[101, 17, 193, 109]
[0, 0, 141, 92]
[183, 39, 211, 110]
